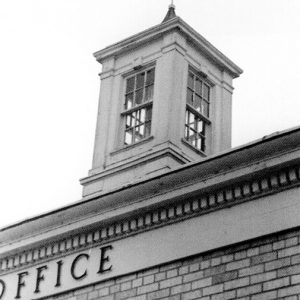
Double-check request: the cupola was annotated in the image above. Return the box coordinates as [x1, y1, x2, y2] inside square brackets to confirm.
[80, 5, 243, 198]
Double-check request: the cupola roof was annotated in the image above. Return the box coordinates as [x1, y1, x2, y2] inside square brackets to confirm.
[162, 2, 177, 23]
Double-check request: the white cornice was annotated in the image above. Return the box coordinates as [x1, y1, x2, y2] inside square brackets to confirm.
[0, 162, 299, 274]
[93, 17, 243, 78]
[0, 127, 300, 271]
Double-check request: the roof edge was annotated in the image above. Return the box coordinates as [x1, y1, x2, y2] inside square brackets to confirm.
[93, 17, 243, 77]
[1, 125, 300, 234]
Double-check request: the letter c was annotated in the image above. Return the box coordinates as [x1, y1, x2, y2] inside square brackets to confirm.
[71, 253, 89, 280]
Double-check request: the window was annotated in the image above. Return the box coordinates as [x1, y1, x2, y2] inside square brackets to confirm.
[123, 67, 155, 145]
[184, 69, 210, 152]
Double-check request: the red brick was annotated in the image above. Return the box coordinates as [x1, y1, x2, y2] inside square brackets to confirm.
[226, 259, 250, 271]
[222, 254, 234, 263]
[167, 269, 178, 278]
[189, 263, 199, 272]
[212, 271, 238, 284]
[202, 284, 223, 296]
[278, 284, 300, 297]
[265, 257, 290, 271]
[182, 289, 202, 300]
[224, 277, 249, 290]
[259, 244, 273, 254]
[236, 284, 262, 297]
[273, 240, 285, 250]
[239, 264, 264, 277]
[147, 288, 169, 300]
[143, 275, 154, 285]
[263, 277, 290, 291]
[137, 283, 158, 294]
[171, 283, 191, 295]
[183, 270, 204, 283]
[115, 289, 136, 300]
[278, 245, 300, 258]
[250, 271, 276, 284]
[285, 237, 298, 247]
[251, 290, 277, 300]
[160, 276, 182, 289]
[191, 277, 212, 289]
[120, 281, 132, 291]
[204, 264, 226, 276]
[291, 274, 300, 284]
[277, 264, 300, 277]
[211, 290, 236, 300]
[247, 247, 259, 257]
[251, 252, 277, 265]
[291, 254, 300, 265]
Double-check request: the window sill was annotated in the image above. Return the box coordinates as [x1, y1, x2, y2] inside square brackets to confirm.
[110, 135, 154, 156]
[181, 138, 207, 157]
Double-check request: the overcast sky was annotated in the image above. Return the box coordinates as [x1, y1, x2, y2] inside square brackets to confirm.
[0, 0, 299, 229]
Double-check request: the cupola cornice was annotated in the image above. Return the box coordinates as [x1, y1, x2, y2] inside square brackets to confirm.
[94, 17, 243, 78]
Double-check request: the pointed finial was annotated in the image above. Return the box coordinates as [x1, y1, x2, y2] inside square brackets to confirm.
[162, 0, 177, 23]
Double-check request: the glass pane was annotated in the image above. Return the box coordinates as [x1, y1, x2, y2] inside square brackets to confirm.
[125, 129, 133, 145]
[202, 100, 209, 117]
[194, 94, 201, 112]
[136, 72, 145, 89]
[191, 138, 196, 147]
[146, 69, 155, 85]
[187, 89, 193, 105]
[197, 119, 204, 134]
[145, 85, 154, 102]
[126, 77, 135, 93]
[189, 112, 195, 129]
[200, 137, 205, 152]
[195, 77, 202, 95]
[188, 72, 194, 89]
[139, 124, 145, 136]
[203, 84, 209, 100]
[131, 111, 137, 126]
[140, 108, 146, 123]
[185, 125, 189, 138]
[185, 110, 189, 124]
[125, 93, 134, 109]
[201, 122, 206, 136]
[135, 89, 144, 105]
[126, 115, 132, 127]
[145, 107, 152, 121]
[196, 137, 203, 151]
[134, 126, 143, 142]
[145, 122, 151, 137]
[135, 110, 141, 125]
[189, 129, 196, 141]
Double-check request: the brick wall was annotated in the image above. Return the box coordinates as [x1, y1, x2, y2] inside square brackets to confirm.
[47, 227, 300, 300]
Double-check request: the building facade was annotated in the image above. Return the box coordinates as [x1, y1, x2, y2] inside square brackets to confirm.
[1, 5, 300, 300]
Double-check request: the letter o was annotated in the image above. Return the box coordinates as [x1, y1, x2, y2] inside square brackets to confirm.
[0, 279, 5, 299]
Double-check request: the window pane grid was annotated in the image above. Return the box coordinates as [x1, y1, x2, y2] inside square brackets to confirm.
[124, 107, 152, 145]
[125, 68, 155, 110]
[184, 109, 206, 152]
[123, 67, 155, 146]
[186, 71, 210, 118]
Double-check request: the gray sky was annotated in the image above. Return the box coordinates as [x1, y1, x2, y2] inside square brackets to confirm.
[0, 0, 299, 228]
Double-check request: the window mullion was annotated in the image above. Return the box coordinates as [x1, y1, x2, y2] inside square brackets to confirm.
[133, 75, 137, 107]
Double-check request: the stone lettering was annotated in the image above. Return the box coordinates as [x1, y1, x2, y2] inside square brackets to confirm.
[0, 280, 5, 299]
[34, 265, 48, 293]
[70, 253, 89, 280]
[55, 260, 63, 287]
[15, 271, 29, 299]
[98, 245, 113, 274]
